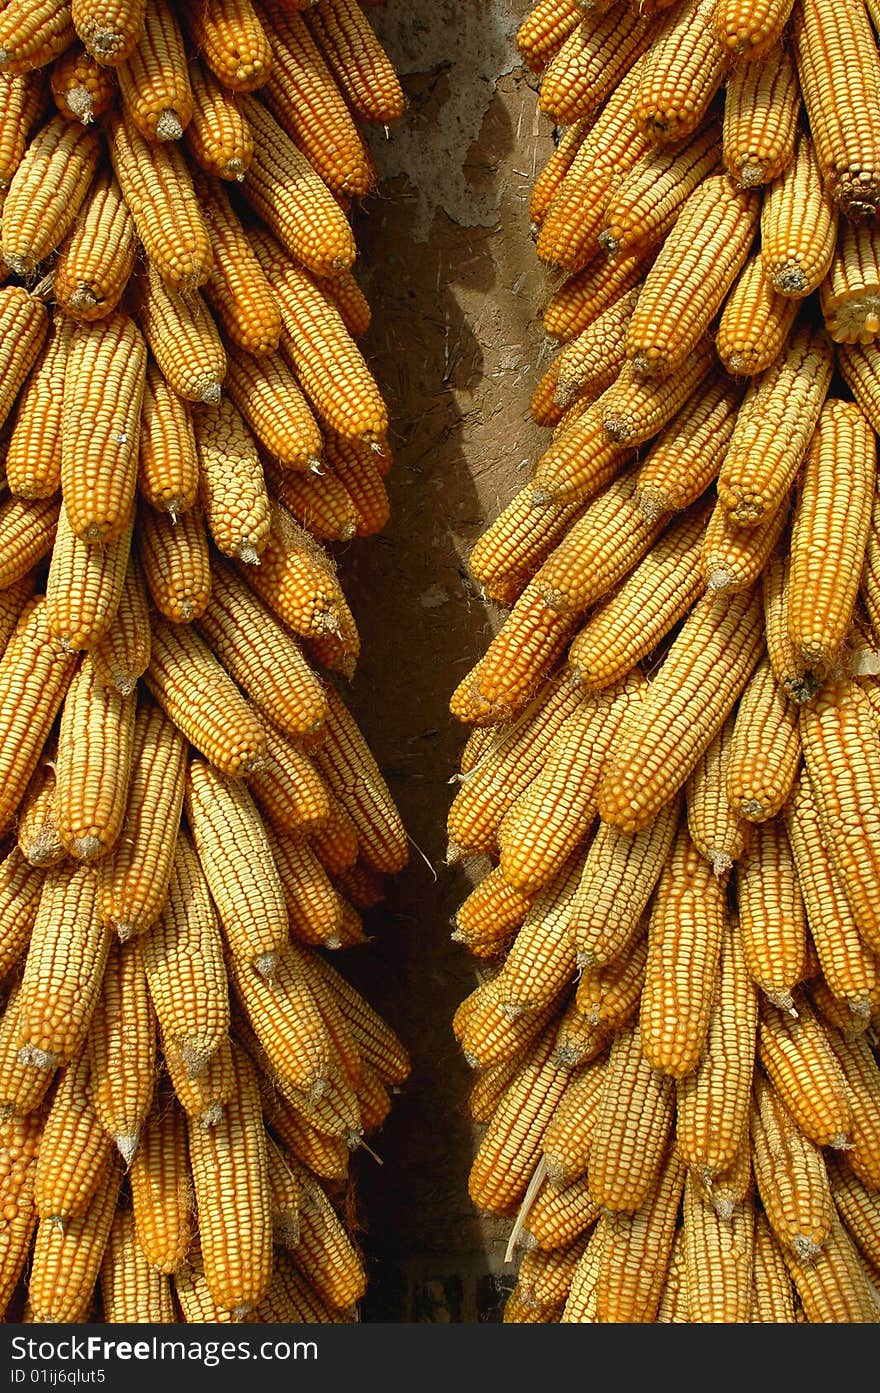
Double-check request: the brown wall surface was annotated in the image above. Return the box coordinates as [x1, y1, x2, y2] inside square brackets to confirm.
[332, 0, 559, 1321]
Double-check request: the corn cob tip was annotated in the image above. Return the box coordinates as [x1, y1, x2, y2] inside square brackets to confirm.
[155, 111, 184, 142]
[199, 382, 222, 406]
[774, 266, 808, 296]
[463, 1051, 480, 1069]
[530, 486, 554, 506]
[764, 988, 796, 1015]
[179, 1042, 209, 1078]
[254, 951, 277, 980]
[446, 842, 463, 865]
[309, 1076, 331, 1104]
[237, 543, 261, 566]
[792, 1235, 822, 1263]
[67, 284, 100, 314]
[737, 164, 765, 187]
[322, 932, 343, 949]
[115, 1133, 139, 1166]
[65, 89, 96, 124]
[71, 835, 105, 860]
[830, 1133, 850, 1150]
[631, 351, 659, 378]
[783, 673, 820, 704]
[346, 1128, 364, 1151]
[227, 160, 246, 183]
[17, 1045, 58, 1070]
[115, 922, 133, 943]
[707, 568, 734, 593]
[598, 230, 620, 259]
[195, 1104, 223, 1129]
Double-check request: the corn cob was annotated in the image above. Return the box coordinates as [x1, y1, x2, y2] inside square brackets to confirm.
[0, 288, 49, 433]
[601, 337, 716, 446]
[713, 0, 795, 58]
[101, 1203, 176, 1323]
[304, 0, 404, 125]
[553, 288, 640, 410]
[541, 1056, 607, 1185]
[0, 496, 59, 594]
[829, 1156, 880, 1281]
[34, 1049, 112, 1223]
[117, 0, 192, 142]
[738, 817, 807, 1011]
[758, 997, 852, 1149]
[163, 1030, 235, 1127]
[726, 658, 800, 824]
[72, 0, 145, 65]
[54, 659, 136, 861]
[46, 504, 134, 653]
[89, 555, 151, 695]
[4, 841, 52, 958]
[181, 0, 272, 93]
[722, 43, 800, 187]
[540, 5, 657, 126]
[784, 1211, 878, 1322]
[194, 171, 281, 357]
[574, 933, 647, 1035]
[6, 316, 71, 500]
[596, 1148, 685, 1322]
[715, 255, 799, 377]
[50, 42, 115, 124]
[760, 132, 838, 298]
[0, 70, 47, 189]
[185, 57, 253, 182]
[493, 856, 583, 1012]
[685, 720, 746, 875]
[683, 1172, 754, 1323]
[543, 246, 655, 342]
[824, 1029, 880, 1190]
[0, 574, 38, 659]
[633, 374, 739, 520]
[517, 0, 583, 72]
[322, 432, 390, 538]
[227, 946, 333, 1101]
[635, 0, 727, 145]
[223, 339, 323, 471]
[0, 115, 99, 277]
[134, 264, 226, 406]
[28, 1156, 122, 1322]
[0, 1107, 43, 1312]
[599, 119, 721, 262]
[529, 395, 629, 507]
[588, 1017, 675, 1210]
[87, 937, 154, 1162]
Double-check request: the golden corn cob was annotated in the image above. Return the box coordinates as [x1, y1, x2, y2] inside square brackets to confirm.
[751, 1210, 797, 1322]
[87, 938, 155, 1162]
[784, 1211, 878, 1322]
[726, 657, 800, 824]
[46, 503, 134, 653]
[0, 987, 56, 1117]
[793, 0, 880, 218]
[0, 573, 38, 658]
[517, 0, 582, 72]
[633, 373, 740, 520]
[248, 722, 331, 838]
[313, 955, 410, 1086]
[540, 1056, 607, 1187]
[0, 287, 49, 432]
[0, 496, 60, 594]
[493, 855, 583, 1011]
[713, 0, 794, 57]
[715, 255, 799, 377]
[453, 867, 533, 960]
[575, 930, 647, 1035]
[227, 945, 333, 1101]
[539, 5, 656, 126]
[107, 107, 213, 290]
[553, 287, 640, 410]
[134, 264, 225, 406]
[0, 1107, 44, 1312]
[599, 119, 722, 262]
[455, 977, 562, 1072]
[524, 1170, 601, 1252]
[559, 1219, 605, 1320]
[194, 170, 282, 357]
[27, 1156, 123, 1322]
[685, 720, 746, 875]
[0, 114, 99, 277]
[6, 317, 71, 500]
[181, 0, 272, 92]
[101, 1204, 176, 1323]
[163, 1030, 235, 1127]
[117, 0, 192, 141]
[54, 658, 136, 861]
[224, 339, 323, 470]
[34, 1050, 112, 1223]
[238, 500, 348, 641]
[322, 431, 390, 538]
[50, 41, 115, 124]
[683, 1172, 754, 1323]
[139, 500, 212, 625]
[596, 1148, 686, 1322]
[635, 0, 727, 144]
[738, 817, 808, 1011]
[89, 554, 150, 695]
[761, 133, 838, 298]
[530, 117, 590, 228]
[0, 69, 47, 191]
[600, 337, 716, 446]
[821, 220, 880, 344]
[192, 399, 271, 563]
[184, 58, 253, 181]
[701, 492, 790, 599]
[598, 587, 764, 834]
[304, 0, 404, 125]
[543, 247, 655, 342]
[263, 456, 356, 544]
[588, 1017, 675, 1211]
[528, 395, 629, 507]
[137, 361, 198, 517]
[829, 1156, 880, 1281]
[286, 1161, 365, 1309]
[722, 42, 799, 187]
[623, 174, 759, 378]
[824, 1029, 880, 1191]
[758, 997, 852, 1149]
[15, 767, 61, 872]
[72, 0, 145, 65]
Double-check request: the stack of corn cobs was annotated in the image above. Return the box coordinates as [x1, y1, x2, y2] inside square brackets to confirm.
[450, 0, 880, 1323]
[0, 0, 410, 1324]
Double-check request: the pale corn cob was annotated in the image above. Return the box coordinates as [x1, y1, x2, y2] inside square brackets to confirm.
[574, 932, 647, 1035]
[72, 0, 146, 65]
[685, 721, 745, 877]
[763, 549, 813, 701]
[559, 1220, 605, 1321]
[715, 255, 799, 377]
[722, 44, 799, 188]
[163, 1030, 235, 1126]
[193, 397, 272, 562]
[34, 1050, 112, 1223]
[513, 1234, 590, 1320]
[304, 0, 404, 125]
[634, 0, 727, 145]
[96, 700, 186, 938]
[656, 1227, 689, 1323]
[0, 495, 59, 593]
[0, 70, 47, 189]
[541, 1056, 607, 1185]
[718, 322, 833, 526]
[139, 499, 212, 624]
[89, 555, 151, 695]
[16, 860, 111, 1070]
[793, 0, 880, 218]
[596, 1149, 686, 1322]
[800, 679, 880, 955]
[248, 720, 331, 837]
[107, 108, 213, 290]
[601, 338, 716, 446]
[633, 373, 739, 520]
[539, 5, 657, 126]
[784, 769, 877, 1015]
[0, 598, 78, 840]
[46, 504, 134, 653]
[553, 287, 640, 409]
[184, 58, 253, 182]
[313, 956, 410, 1086]
[676, 914, 757, 1177]
[683, 1172, 754, 1323]
[6, 317, 71, 500]
[726, 657, 800, 824]
[599, 119, 722, 262]
[134, 262, 226, 405]
[194, 171, 282, 357]
[50, 42, 115, 124]
[623, 175, 759, 378]
[588, 1018, 675, 1211]
[761, 133, 838, 298]
[598, 586, 764, 834]
[27, 1157, 122, 1323]
[701, 493, 789, 597]
[751, 1210, 797, 1322]
[117, 0, 192, 142]
[54, 659, 136, 861]
[181, 0, 272, 93]
[138, 830, 230, 1076]
[101, 1204, 176, 1323]
[0, 114, 99, 276]
[758, 997, 852, 1149]
[87, 938, 154, 1162]
[0, 288, 49, 432]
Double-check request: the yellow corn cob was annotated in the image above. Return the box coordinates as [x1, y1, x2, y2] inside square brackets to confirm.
[683, 1172, 754, 1323]
[313, 955, 409, 1086]
[656, 1226, 689, 1323]
[588, 1017, 675, 1210]
[635, 0, 727, 145]
[0, 495, 59, 594]
[311, 269, 372, 343]
[28, 1155, 122, 1322]
[309, 799, 359, 878]
[540, 5, 656, 125]
[2, 3, 75, 76]
[513, 1233, 591, 1320]
[191, 400, 271, 562]
[181, 0, 271, 92]
[468, 1056, 523, 1126]
[6, 317, 71, 500]
[541, 1055, 607, 1186]
[726, 657, 800, 824]
[55, 659, 136, 861]
[50, 42, 115, 124]
[239, 94, 355, 279]
[640, 823, 726, 1077]
[261, 0, 375, 197]
[524, 1169, 601, 1252]
[467, 489, 582, 609]
[738, 817, 807, 1010]
[786, 773, 878, 1015]
[676, 914, 757, 1177]
[599, 587, 764, 834]
[237, 500, 348, 642]
[61, 314, 146, 545]
[824, 1029, 880, 1190]
[702, 492, 790, 599]
[633, 374, 739, 520]
[34, 1049, 112, 1222]
[751, 1071, 834, 1261]
[559, 1219, 606, 1321]
[194, 171, 281, 357]
[0, 287, 49, 432]
[101, 1203, 176, 1322]
[821, 220, 880, 343]
[600, 119, 722, 263]
[251, 1248, 350, 1324]
[570, 799, 679, 968]
[761, 133, 838, 298]
[0, 987, 57, 1117]
[789, 398, 874, 681]
[118, 0, 192, 141]
[493, 855, 583, 1012]
[718, 322, 833, 527]
[252, 227, 387, 442]
[263, 455, 356, 544]
[140, 501, 212, 626]
[762, 549, 812, 702]
[0, 114, 99, 276]
[95, 701, 185, 939]
[185, 755, 288, 973]
[72, 0, 145, 64]
[685, 719, 746, 875]
[829, 1155, 880, 1281]
[248, 721, 331, 838]
[163, 1029, 235, 1126]
[321, 431, 390, 538]
[517, 0, 582, 71]
[623, 174, 759, 378]
[228, 946, 333, 1100]
[553, 288, 640, 411]
[0, 844, 43, 966]
[46, 504, 133, 654]
[596, 1147, 686, 1323]
[87, 938, 154, 1162]
[722, 43, 800, 188]
[530, 118, 591, 229]
[800, 679, 880, 954]
[265, 1139, 301, 1247]
[0, 573, 38, 658]
[89, 555, 150, 695]
[138, 829, 229, 1076]
[0, 597, 78, 839]
[713, 0, 794, 57]
[188, 1043, 271, 1315]
[17, 756, 63, 867]
[452, 866, 532, 960]
[793, 0, 880, 218]
[574, 930, 647, 1036]
[224, 340, 323, 471]
[602, 338, 717, 446]
[716, 255, 799, 377]
[455, 975, 562, 1072]
[544, 252, 655, 345]
[134, 265, 226, 406]
[304, 0, 404, 125]
[784, 1211, 878, 1322]
[286, 1160, 365, 1309]
[751, 1210, 797, 1322]
[17, 860, 111, 1070]
[137, 361, 198, 517]
[0, 69, 47, 190]
[184, 57, 253, 181]
[0, 1107, 44, 1311]
[529, 394, 629, 506]
[107, 107, 213, 290]
[173, 1237, 238, 1322]
[759, 997, 852, 1149]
